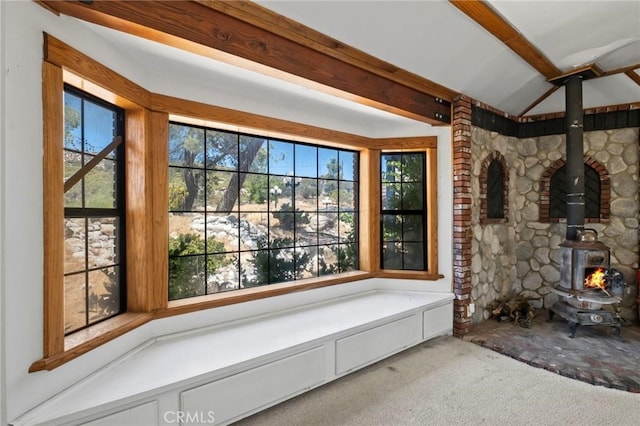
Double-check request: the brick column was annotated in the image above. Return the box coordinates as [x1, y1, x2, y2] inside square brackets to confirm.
[452, 96, 473, 336]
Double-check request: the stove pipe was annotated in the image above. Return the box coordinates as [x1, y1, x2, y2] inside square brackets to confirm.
[565, 75, 585, 241]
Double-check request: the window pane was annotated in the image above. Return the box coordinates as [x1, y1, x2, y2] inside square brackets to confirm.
[64, 92, 82, 151]
[319, 213, 339, 245]
[206, 130, 238, 171]
[65, 218, 86, 274]
[403, 242, 425, 270]
[87, 217, 119, 268]
[241, 250, 263, 288]
[382, 242, 403, 270]
[319, 148, 339, 179]
[403, 215, 424, 242]
[296, 178, 318, 211]
[88, 266, 120, 324]
[64, 272, 86, 333]
[339, 243, 358, 272]
[381, 154, 402, 182]
[207, 170, 235, 212]
[240, 173, 269, 212]
[401, 154, 424, 182]
[168, 255, 206, 300]
[339, 212, 356, 242]
[401, 182, 424, 210]
[339, 181, 356, 210]
[168, 124, 205, 167]
[63, 150, 83, 208]
[208, 254, 240, 293]
[382, 214, 402, 242]
[240, 212, 269, 250]
[269, 176, 293, 212]
[240, 136, 268, 173]
[169, 168, 204, 211]
[269, 247, 295, 283]
[207, 213, 240, 252]
[382, 182, 401, 210]
[295, 145, 317, 178]
[83, 100, 117, 156]
[339, 151, 357, 181]
[269, 140, 294, 176]
[84, 157, 117, 208]
[169, 213, 206, 249]
[270, 226, 294, 248]
[298, 246, 317, 279]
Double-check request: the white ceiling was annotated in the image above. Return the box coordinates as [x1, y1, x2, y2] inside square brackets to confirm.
[255, 0, 640, 116]
[78, 0, 640, 136]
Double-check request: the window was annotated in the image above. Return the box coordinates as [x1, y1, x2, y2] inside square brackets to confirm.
[39, 34, 438, 370]
[487, 160, 505, 219]
[63, 86, 125, 334]
[168, 123, 359, 300]
[480, 152, 509, 224]
[540, 157, 610, 224]
[550, 164, 600, 219]
[380, 152, 426, 270]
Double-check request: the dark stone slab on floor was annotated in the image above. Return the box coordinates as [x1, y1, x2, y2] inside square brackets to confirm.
[462, 309, 640, 393]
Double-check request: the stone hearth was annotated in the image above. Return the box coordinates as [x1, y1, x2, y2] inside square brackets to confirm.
[463, 310, 640, 392]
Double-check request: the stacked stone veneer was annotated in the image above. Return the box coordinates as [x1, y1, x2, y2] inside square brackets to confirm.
[470, 127, 639, 322]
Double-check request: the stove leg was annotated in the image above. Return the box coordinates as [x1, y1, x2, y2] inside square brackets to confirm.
[547, 309, 555, 322]
[613, 325, 622, 338]
[568, 321, 578, 338]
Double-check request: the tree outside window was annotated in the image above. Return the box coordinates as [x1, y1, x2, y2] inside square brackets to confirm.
[168, 123, 359, 300]
[380, 152, 427, 271]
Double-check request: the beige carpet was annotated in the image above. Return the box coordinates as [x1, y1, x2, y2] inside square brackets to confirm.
[235, 336, 640, 426]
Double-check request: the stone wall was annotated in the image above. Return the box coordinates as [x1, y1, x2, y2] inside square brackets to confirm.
[470, 127, 639, 322]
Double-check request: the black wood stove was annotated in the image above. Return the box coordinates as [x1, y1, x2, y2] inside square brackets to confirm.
[549, 231, 622, 338]
[547, 74, 622, 337]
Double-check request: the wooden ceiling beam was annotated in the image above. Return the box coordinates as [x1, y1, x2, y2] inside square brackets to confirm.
[39, 0, 452, 125]
[195, 0, 458, 103]
[450, 0, 561, 80]
[624, 70, 640, 88]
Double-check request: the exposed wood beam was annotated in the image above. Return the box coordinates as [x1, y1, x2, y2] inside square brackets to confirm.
[602, 62, 640, 76]
[195, 0, 458, 103]
[518, 85, 560, 117]
[624, 70, 640, 88]
[39, 0, 452, 125]
[449, 0, 561, 79]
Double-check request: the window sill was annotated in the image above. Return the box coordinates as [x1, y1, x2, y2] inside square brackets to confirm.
[29, 312, 153, 372]
[376, 270, 444, 281]
[30, 272, 374, 372]
[160, 270, 374, 318]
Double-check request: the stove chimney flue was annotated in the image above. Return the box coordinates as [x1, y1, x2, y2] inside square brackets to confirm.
[565, 75, 585, 241]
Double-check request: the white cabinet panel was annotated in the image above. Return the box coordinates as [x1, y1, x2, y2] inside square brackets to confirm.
[423, 303, 453, 340]
[335, 315, 420, 375]
[181, 347, 325, 425]
[80, 401, 157, 426]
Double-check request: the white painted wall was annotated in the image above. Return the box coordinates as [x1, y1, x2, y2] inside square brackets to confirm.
[0, 1, 453, 422]
[1, 1, 7, 424]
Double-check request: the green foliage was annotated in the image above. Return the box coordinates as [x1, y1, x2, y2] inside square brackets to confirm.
[272, 203, 310, 230]
[98, 269, 121, 315]
[243, 237, 310, 287]
[319, 213, 357, 274]
[245, 174, 268, 204]
[168, 182, 188, 211]
[168, 233, 230, 300]
[64, 104, 81, 149]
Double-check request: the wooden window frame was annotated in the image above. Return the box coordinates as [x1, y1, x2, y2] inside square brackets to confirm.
[34, 34, 441, 371]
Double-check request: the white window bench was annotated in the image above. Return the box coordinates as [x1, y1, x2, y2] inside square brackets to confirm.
[14, 282, 453, 426]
